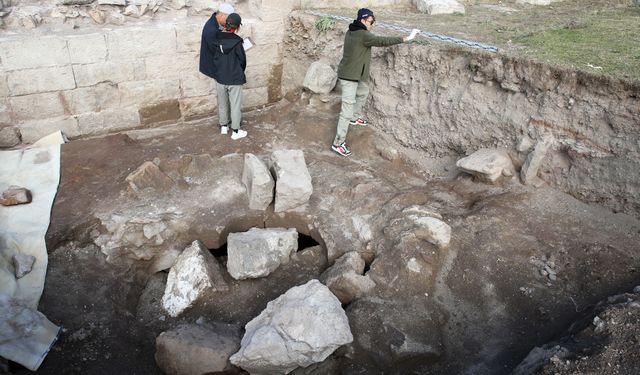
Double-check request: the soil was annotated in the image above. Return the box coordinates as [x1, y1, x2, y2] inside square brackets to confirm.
[4, 91, 639, 374]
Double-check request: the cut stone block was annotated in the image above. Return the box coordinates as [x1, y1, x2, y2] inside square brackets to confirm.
[8, 66, 76, 96]
[414, 0, 466, 14]
[270, 149, 313, 212]
[242, 153, 275, 210]
[0, 36, 69, 70]
[67, 33, 108, 64]
[226, 227, 298, 280]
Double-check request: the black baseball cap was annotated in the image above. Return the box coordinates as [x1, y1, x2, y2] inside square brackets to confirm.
[357, 8, 375, 22]
[226, 13, 242, 28]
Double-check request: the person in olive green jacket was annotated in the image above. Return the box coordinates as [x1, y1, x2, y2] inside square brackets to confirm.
[331, 8, 420, 157]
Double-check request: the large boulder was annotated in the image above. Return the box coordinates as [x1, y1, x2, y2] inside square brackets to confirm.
[230, 279, 353, 374]
[161, 240, 229, 317]
[155, 322, 242, 375]
[226, 228, 298, 280]
[456, 148, 515, 183]
[303, 61, 338, 94]
[320, 252, 375, 304]
[270, 150, 313, 212]
[414, 0, 465, 15]
[242, 153, 275, 210]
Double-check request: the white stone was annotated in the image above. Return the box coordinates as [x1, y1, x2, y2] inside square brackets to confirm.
[155, 323, 241, 375]
[230, 279, 353, 374]
[242, 153, 275, 211]
[414, 0, 466, 14]
[149, 247, 181, 273]
[119, 79, 181, 107]
[270, 149, 313, 212]
[8, 66, 76, 96]
[145, 53, 197, 80]
[162, 240, 229, 317]
[0, 74, 9, 98]
[303, 61, 337, 94]
[10, 93, 66, 121]
[61, 83, 121, 115]
[0, 36, 69, 70]
[246, 43, 282, 67]
[321, 252, 375, 304]
[411, 216, 451, 248]
[98, 0, 126, 4]
[0, 126, 21, 148]
[249, 20, 285, 46]
[18, 116, 81, 143]
[456, 148, 515, 183]
[67, 33, 108, 64]
[227, 227, 298, 280]
[72, 60, 145, 87]
[76, 108, 140, 136]
[107, 26, 177, 60]
[175, 22, 202, 52]
[249, 0, 293, 21]
[181, 72, 215, 97]
[521, 136, 553, 185]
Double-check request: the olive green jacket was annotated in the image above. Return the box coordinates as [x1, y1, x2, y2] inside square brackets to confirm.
[337, 21, 404, 82]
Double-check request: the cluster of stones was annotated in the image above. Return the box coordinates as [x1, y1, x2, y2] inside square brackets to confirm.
[1, 186, 36, 279]
[455, 134, 554, 186]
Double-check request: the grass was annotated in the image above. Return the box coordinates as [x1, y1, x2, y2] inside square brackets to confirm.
[333, 0, 640, 81]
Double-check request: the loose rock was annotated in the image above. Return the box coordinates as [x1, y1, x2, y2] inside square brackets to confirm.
[321, 252, 375, 304]
[226, 227, 298, 280]
[414, 0, 466, 15]
[161, 240, 228, 317]
[155, 322, 242, 375]
[125, 161, 174, 194]
[13, 253, 36, 278]
[456, 148, 515, 183]
[0, 186, 33, 206]
[521, 136, 553, 186]
[230, 279, 353, 374]
[303, 61, 338, 94]
[0, 126, 21, 148]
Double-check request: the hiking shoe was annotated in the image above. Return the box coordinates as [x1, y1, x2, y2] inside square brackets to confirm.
[349, 118, 369, 126]
[220, 125, 229, 135]
[331, 142, 351, 156]
[231, 129, 247, 140]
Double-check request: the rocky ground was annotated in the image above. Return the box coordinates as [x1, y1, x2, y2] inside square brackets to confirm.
[3, 90, 638, 374]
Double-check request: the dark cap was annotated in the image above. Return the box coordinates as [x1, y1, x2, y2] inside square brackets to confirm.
[226, 13, 242, 28]
[357, 8, 375, 21]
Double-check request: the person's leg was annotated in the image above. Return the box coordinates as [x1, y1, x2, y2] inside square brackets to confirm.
[333, 79, 358, 147]
[228, 85, 243, 130]
[352, 80, 370, 120]
[216, 82, 231, 129]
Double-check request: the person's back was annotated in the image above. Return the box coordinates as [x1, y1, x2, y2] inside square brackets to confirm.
[212, 29, 246, 85]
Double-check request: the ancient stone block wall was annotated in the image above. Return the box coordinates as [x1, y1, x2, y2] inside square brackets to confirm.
[0, 0, 291, 144]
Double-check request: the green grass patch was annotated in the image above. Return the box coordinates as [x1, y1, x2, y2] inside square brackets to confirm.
[513, 8, 640, 80]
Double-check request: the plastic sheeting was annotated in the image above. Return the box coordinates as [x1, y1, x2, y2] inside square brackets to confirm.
[0, 133, 63, 370]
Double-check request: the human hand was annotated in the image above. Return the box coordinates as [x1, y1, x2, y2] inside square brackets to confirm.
[404, 29, 420, 42]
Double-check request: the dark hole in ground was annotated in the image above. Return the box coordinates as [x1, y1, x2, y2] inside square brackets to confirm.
[298, 233, 319, 251]
[210, 242, 228, 266]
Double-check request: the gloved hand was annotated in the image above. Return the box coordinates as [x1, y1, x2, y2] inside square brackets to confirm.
[404, 29, 420, 42]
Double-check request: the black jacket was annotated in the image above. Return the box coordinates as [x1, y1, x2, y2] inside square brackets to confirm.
[212, 31, 246, 85]
[199, 13, 221, 79]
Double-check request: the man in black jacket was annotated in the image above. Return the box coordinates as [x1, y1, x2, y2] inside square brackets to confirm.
[199, 3, 234, 80]
[212, 13, 247, 140]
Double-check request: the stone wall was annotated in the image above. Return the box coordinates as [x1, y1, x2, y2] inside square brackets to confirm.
[0, 0, 291, 144]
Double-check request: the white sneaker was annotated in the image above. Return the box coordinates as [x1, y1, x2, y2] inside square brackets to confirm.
[220, 125, 229, 135]
[231, 129, 247, 140]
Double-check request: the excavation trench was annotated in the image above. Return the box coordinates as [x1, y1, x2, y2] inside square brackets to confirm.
[9, 13, 640, 375]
